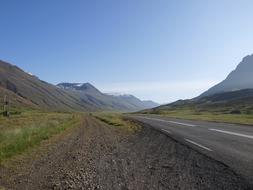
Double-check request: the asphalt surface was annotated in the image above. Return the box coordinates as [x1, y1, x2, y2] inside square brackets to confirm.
[128, 114, 253, 185]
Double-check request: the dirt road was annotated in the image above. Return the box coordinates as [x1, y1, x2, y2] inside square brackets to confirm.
[0, 116, 250, 190]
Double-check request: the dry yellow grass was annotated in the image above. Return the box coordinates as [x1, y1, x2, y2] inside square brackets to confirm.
[155, 109, 253, 126]
[94, 113, 140, 132]
[0, 111, 82, 163]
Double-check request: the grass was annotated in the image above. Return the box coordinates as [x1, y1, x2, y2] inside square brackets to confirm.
[147, 108, 253, 125]
[94, 113, 140, 132]
[0, 111, 82, 163]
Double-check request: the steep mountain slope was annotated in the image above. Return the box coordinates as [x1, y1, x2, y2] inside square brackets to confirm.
[199, 89, 253, 103]
[0, 60, 94, 111]
[144, 88, 253, 115]
[0, 86, 36, 111]
[200, 54, 253, 97]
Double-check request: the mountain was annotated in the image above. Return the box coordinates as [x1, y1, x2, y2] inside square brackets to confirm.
[57, 83, 101, 94]
[144, 88, 253, 115]
[142, 100, 160, 108]
[0, 60, 97, 111]
[57, 83, 159, 111]
[199, 89, 253, 103]
[0, 86, 35, 110]
[142, 54, 253, 115]
[0, 59, 157, 112]
[105, 93, 159, 110]
[200, 54, 253, 97]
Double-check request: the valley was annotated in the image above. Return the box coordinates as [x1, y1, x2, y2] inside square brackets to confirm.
[1, 1, 253, 189]
[1, 54, 253, 190]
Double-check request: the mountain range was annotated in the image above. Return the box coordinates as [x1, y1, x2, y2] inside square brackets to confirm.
[2, 53, 252, 113]
[0, 60, 158, 112]
[57, 82, 159, 111]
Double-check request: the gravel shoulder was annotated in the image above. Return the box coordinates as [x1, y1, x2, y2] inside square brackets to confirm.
[0, 116, 250, 190]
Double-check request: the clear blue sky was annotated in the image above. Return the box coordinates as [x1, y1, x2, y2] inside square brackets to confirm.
[1, 0, 253, 103]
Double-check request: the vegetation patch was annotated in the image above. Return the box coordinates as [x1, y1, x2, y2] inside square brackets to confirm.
[146, 108, 253, 126]
[0, 112, 82, 163]
[94, 113, 140, 132]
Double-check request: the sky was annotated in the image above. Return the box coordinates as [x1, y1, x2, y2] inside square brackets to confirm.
[1, 0, 253, 104]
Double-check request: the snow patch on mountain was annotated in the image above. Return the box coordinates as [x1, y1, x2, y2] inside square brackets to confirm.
[106, 92, 132, 97]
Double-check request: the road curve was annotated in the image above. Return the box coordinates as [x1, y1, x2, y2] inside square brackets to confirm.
[128, 114, 253, 185]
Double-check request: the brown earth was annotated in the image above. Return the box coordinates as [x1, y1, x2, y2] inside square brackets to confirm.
[0, 116, 250, 190]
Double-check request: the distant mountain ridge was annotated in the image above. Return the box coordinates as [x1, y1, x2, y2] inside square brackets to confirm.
[200, 54, 253, 97]
[106, 92, 159, 110]
[57, 82, 103, 97]
[0, 60, 158, 112]
[57, 83, 101, 93]
[57, 83, 159, 111]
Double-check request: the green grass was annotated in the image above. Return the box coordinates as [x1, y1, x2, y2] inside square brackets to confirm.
[149, 108, 253, 125]
[0, 111, 82, 163]
[94, 113, 140, 132]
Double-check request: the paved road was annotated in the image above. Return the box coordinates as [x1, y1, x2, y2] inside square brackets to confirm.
[128, 114, 253, 184]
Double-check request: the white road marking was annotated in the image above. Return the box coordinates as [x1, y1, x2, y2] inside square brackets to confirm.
[136, 116, 196, 127]
[209, 129, 253, 139]
[185, 139, 212, 151]
[167, 120, 196, 127]
[161, 129, 172, 134]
